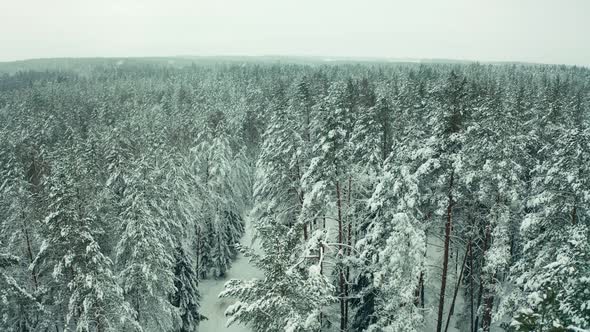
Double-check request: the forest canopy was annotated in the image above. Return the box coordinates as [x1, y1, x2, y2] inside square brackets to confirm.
[0, 58, 589, 332]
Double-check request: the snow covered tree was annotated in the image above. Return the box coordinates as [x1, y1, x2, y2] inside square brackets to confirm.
[461, 85, 530, 331]
[190, 126, 245, 278]
[350, 93, 390, 169]
[171, 246, 204, 332]
[115, 155, 178, 330]
[253, 101, 305, 234]
[300, 81, 356, 331]
[426, 70, 468, 332]
[355, 211, 426, 331]
[221, 219, 335, 332]
[225, 87, 350, 331]
[0, 249, 47, 331]
[354, 134, 431, 331]
[0, 152, 45, 330]
[348, 84, 400, 331]
[506, 127, 590, 330]
[33, 140, 138, 331]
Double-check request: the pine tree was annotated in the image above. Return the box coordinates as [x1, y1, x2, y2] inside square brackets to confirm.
[221, 220, 335, 332]
[348, 84, 397, 331]
[0, 249, 47, 331]
[461, 86, 529, 331]
[224, 92, 338, 331]
[171, 246, 204, 332]
[0, 153, 44, 330]
[34, 141, 138, 331]
[507, 127, 590, 330]
[191, 120, 245, 278]
[115, 156, 178, 330]
[356, 136, 430, 331]
[429, 70, 467, 332]
[253, 101, 305, 234]
[300, 81, 355, 331]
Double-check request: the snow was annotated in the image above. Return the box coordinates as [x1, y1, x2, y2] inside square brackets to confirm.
[199, 213, 262, 332]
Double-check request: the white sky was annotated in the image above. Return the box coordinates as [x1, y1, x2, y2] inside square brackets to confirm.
[1, 0, 588, 66]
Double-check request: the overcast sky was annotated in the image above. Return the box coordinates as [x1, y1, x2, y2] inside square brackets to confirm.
[1, 0, 588, 66]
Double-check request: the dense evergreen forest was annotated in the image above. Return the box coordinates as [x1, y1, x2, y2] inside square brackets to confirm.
[0, 59, 589, 332]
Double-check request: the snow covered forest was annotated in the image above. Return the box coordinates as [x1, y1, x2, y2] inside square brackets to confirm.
[0, 58, 589, 332]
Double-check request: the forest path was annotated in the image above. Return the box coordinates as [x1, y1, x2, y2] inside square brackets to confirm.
[199, 212, 262, 332]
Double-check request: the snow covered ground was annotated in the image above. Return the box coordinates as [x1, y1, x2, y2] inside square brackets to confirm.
[199, 213, 262, 332]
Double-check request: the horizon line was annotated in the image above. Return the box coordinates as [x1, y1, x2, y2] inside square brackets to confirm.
[0, 54, 588, 68]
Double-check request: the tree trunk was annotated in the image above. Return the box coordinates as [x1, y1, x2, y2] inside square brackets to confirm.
[422, 229, 428, 308]
[336, 180, 346, 332]
[96, 315, 104, 332]
[135, 289, 141, 325]
[298, 187, 308, 240]
[482, 281, 495, 332]
[474, 223, 491, 332]
[21, 213, 38, 290]
[319, 241, 325, 327]
[436, 171, 454, 332]
[415, 271, 424, 307]
[344, 177, 352, 328]
[454, 243, 459, 278]
[481, 225, 494, 332]
[470, 239, 475, 332]
[444, 241, 470, 332]
[196, 226, 201, 278]
[571, 203, 577, 225]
